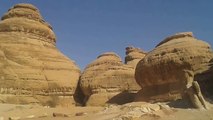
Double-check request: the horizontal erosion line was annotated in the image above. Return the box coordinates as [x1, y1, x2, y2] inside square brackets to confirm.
[0, 94, 74, 97]
[0, 29, 55, 43]
[10, 67, 80, 71]
[0, 31, 55, 46]
[0, 87, 75, 95]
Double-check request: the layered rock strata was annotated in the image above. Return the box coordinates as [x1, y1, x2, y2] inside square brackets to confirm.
[135, 32, 213, 107]
[125, 46, 146, 68]
[79, 52, 140, 106]
[0, 4, 80, 106]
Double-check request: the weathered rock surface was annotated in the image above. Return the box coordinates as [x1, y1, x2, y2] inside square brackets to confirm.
[101, 102, 163, 120]
[135, 32, 213, 105]
[125, 46, 146, 68]
[0, 4, 80, 106]
[79, 52, 140, 106]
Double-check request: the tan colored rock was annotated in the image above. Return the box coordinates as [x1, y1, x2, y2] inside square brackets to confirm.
[25, 115, 35, 119]
[114, 102, 161, 120]
[156, 32, 193, 47]
[53, 112, 69, 117]
[79, 52, 140, 106]
[0, 3, 80, 106]
[125, 46, 146, 68]
[135, 32, 213, 104]
[8, 117, 21, 120]
[38, 113, 48, 118]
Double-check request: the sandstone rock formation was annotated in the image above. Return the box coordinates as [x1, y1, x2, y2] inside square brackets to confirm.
[79, 52, 140, 106]
[0, 3, 80, 106]
[125, 46, 146, 68]
[135, 32, 213, 108]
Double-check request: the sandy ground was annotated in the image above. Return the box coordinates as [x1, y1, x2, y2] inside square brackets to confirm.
[0, 102, 213, 120]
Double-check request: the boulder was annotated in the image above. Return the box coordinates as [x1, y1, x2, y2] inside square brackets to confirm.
[79, 52, 140, 106]
[125, 46, 146, 68]
[0, 3, 80, 106]
[135, 32, 213, 105]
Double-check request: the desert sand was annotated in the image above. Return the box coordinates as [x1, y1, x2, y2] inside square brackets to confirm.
[1, 102, 213, 120]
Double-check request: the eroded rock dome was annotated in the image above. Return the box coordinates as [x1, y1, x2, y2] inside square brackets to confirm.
[135, 32, 213, 104]
[0, 3, 80, 106]
[79, 52, 140, 106]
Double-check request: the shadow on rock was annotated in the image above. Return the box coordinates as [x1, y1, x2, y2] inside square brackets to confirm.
[107, 91, 136, 105]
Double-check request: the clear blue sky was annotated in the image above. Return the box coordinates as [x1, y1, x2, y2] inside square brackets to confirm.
[0, 1, 213, 70]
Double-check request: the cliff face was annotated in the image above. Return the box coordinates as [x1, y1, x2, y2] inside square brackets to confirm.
[79, 52, 140, 106]
[0, 3, 80, 106]
[135, 32, 213, 103]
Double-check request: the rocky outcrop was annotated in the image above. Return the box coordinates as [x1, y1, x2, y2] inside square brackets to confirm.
[135, 32, 213, 107]
[79, 52, 140, 106]
[0, 3, 80, 106]
[125, 46, 146, 68]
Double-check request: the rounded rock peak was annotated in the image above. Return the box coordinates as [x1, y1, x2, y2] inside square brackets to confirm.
[13, 3, 39, 11]
[156, 32, 194, 47]
[2, 3, 42, 21]
[125, 46, 146, 55]
[97, 52, 120, 59]
[85, 52, 122, 69]
[125, 46, 146, 67]
[0, 3, 56, 44]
